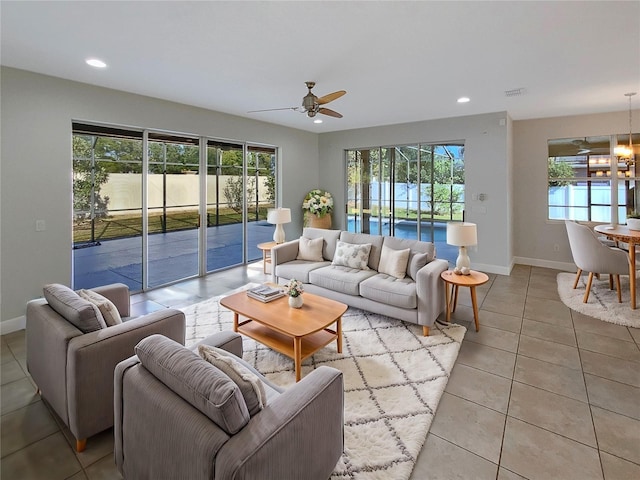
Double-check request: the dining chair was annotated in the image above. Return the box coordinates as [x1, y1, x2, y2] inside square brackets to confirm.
[565, 220, 629, 303]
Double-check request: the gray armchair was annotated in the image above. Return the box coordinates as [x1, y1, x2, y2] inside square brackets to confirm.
[114, 332, 344, 480]
[565, 220, 629, 302]
[26, 282, 185, 452]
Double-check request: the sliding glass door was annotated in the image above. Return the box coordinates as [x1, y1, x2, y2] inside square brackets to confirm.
[147, 133, 200, 288]
[72, 123, 277, 291]
[346, 142, 465, 265]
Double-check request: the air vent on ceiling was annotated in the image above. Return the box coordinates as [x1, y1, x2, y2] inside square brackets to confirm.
[505, 88, 527, 97]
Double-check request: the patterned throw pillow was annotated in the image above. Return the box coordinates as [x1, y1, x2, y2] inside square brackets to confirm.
[198, 344, 267, 416]
[332, 241, 372, 270]
[78, 289, 123, 327]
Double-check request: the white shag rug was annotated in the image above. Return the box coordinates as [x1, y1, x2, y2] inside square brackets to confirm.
[557, 272, 640, 328]
[181, 288, 466, 480]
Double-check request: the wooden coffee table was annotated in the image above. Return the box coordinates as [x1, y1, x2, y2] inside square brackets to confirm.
[220, 290, 347, 381]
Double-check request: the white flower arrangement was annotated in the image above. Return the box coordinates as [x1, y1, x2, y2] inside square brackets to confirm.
[285, 279, 304, 297]
[302, 189, 334, 217]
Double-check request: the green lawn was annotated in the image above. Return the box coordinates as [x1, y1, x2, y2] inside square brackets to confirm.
[73, 205, 272, 243]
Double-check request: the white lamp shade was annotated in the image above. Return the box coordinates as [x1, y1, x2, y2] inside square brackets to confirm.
[446, 222, 478, 247]
[267, 208, 291, 225]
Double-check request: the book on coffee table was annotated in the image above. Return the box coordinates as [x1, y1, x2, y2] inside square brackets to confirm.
[246, 285, 285, 303]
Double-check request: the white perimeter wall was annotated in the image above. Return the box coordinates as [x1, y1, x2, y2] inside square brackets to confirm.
[0, 67, 319, 326]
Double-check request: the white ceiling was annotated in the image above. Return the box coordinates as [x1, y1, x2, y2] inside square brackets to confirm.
[2, 1, 639, 133]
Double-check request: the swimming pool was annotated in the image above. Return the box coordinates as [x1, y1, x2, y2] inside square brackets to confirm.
[346, 218, 456, 264]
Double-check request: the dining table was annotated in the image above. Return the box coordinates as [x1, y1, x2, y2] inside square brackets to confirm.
[594, 224, 640, 309]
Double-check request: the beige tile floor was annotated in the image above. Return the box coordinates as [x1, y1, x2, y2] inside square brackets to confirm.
[2, 264, 639, 479]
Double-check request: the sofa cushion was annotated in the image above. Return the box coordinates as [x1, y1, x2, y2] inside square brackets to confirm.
[340, 232, 385, 270]
[78, 289, 123, 326]
[309, 265, 377, 296]
[276, 260, 330, 283]
[382, 236, 436, 280]
[378, 245, 410, 279]
[135, 334, 249, 435]
[198, 344, 267, 416]
[296, 236, 324, 262]
[302, 227, 341, 261]
[360, 274, 417, 309]
[43, 284, 107, 333]
[407, 253, 430, 281]
[332, 241, 372, 270]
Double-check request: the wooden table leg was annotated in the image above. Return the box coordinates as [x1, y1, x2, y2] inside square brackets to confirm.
[630, 242, 636, 309]
[233, 312, 239, 332]
[336, 317, 343, 353]
[470, 286, 480, 332]
[451, 285, 460, 313]
[445, 281, 451, 322]
[262, 250, 268, 274]
[294, 337, 302, 382]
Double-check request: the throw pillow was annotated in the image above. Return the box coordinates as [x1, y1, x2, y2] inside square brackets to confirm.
[43, 284, 107, 333]
[296, 236, 324, 262]
[407, 252, 431, 281]
[78, 289, 123, 327]
[332, 241, 372, 270]
[198, 344, 267, 416]
[378, 245, 411, 279]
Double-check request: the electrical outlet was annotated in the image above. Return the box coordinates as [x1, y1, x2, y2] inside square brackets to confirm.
[35, 220, 46, 232]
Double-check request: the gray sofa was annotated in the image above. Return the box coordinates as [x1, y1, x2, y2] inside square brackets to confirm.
[26, 283, 185, 452]
[272, 228, 448, 336]
[114, 332, 344, 480]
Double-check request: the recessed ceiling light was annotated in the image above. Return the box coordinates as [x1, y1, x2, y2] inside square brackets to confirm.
[86, 58, 107, 68]
[457, 97, 470, 103]
[314, 119, 323, 124]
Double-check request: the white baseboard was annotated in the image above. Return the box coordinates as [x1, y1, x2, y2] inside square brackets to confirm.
[1, 315, 26, 335]
[473, 262, 513, 276]
[513, 256, 576, 272]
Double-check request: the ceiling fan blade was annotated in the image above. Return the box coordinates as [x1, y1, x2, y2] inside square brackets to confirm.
[247, 106, 299, 113]
[319, 107, 343, 118]
[317, 90, 346, 105]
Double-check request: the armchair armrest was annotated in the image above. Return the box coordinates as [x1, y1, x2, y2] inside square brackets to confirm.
[66, 308, 186, 440]
[91, 283, 130, 317]
[416, 258, 448, 328]
[272, 239, 300, 266]
[216, 366, 344, 480]
[190, 331, 243, 358]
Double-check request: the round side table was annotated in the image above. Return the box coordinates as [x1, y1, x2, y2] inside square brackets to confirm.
[440, 269, 489, 332]
[257, 241, 277, 274]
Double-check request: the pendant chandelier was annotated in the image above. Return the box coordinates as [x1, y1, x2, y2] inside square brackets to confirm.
[614, 92, 636, 164]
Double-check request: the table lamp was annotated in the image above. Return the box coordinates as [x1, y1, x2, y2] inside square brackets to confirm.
[446, 222, 478, 275]
[267, 208, 291, 244]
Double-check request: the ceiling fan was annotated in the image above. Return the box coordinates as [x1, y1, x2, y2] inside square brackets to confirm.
[248, 82, 346, 119]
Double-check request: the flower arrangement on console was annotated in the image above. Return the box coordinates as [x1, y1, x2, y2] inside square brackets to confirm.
[302, 189, 334, 218]
[285, 279, 304, 297]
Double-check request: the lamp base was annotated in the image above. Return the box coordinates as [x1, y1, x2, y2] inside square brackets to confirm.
[273, 224, 285, 244]
[454, 246, 471, 275]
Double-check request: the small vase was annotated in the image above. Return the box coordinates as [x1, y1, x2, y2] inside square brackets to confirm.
[288, 295, 303, 308]
[627, 218, 640, 231]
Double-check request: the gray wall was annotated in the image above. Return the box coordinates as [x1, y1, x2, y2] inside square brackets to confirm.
[318, 112, 512, 275]
[0, 67, 319, 325]
[513, 109, 640, 269]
